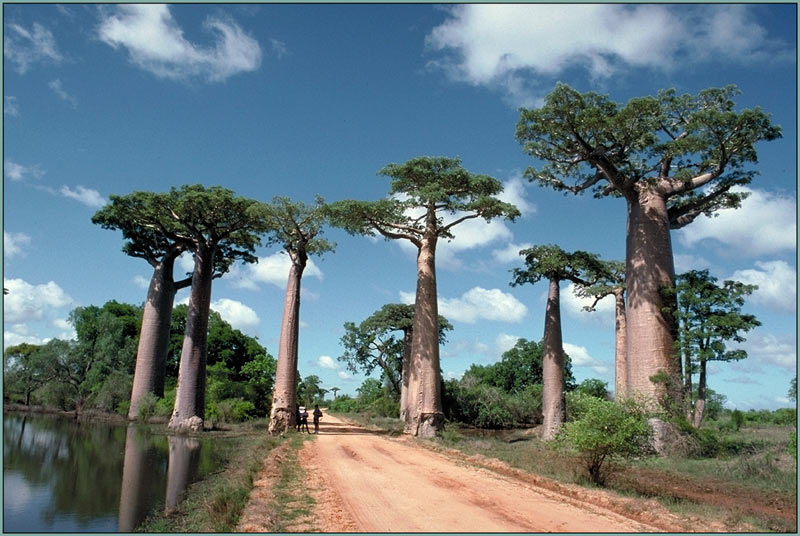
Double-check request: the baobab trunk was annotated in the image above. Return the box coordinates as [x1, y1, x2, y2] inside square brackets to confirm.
[169, 244, 215, 432]
[406, 238, 444, 438]
[625, 189, 681, 411]
[268, 259, 305, 435]
[128, 254, 179, 420]
[541, 277, 566, 441]
[118, 425, 148, 532]
[613, 288, 628, 401]
[165, 435, 201, 514]
[692, 360, 708, 428]
[400, 328, 412, 426]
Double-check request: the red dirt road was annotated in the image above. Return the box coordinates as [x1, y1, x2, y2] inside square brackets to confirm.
[296, 414, 661, 532]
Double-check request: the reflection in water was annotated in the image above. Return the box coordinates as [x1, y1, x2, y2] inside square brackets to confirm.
[165, 435, 201, 514]
[3, 413, 218, 533]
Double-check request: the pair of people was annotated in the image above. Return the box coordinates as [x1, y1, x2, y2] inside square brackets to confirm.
[296, 404, 323, 434]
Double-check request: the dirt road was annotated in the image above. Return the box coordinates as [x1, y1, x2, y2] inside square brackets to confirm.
[282, 413, 662, 532]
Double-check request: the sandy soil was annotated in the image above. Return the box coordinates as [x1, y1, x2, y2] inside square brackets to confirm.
[244, 413, 674, 532]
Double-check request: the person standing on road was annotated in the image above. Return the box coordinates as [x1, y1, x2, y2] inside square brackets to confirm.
[313, 404, 323, 434]
[299, 406, 310, 433]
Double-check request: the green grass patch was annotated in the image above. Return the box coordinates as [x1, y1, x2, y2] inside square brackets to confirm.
[266, 434, 318, 532]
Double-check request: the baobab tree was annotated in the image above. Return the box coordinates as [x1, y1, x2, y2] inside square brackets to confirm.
[339, 303, 452, 417]
[516, 84, 780, 410]
[93, 191, 193, 419]
[573, 261, 627, 399]
[256, 196, 334, 435]
[331, 156, 519, 437]
[512, 245, 609, 440]
[147, 185, 266, 432]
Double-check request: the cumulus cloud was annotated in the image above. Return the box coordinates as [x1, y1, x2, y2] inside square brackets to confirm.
[563, 342, 609, 375]
[5, 160, 45, 182]
[678, 187, 796, 257]
[491, 242, 533, 264]
[210, 298, 260, 334]
[60, 185, 107, 208]
[674, 253, 713, 274]
[497, 175, 535, 217]
[98, 4, 262, 82]
[560, 283, 616, 327]
[4, 21, 63, 73]
[48, 79, 78, 108]
[230, 251, 323, 290]
[400, 286, 527, 324]
[427, 5, 788, 105]
[729, 260, 796, 313]
[4, 96, 19, 117]
[4, 231, 32, 258]
[132, 275, 151, 289]
[3, 278, 73, 324]
[733, 331, 796, 370]
[337, 370, 352, 380]
[317, 355, 338, 370]
[495, 333, 521, 355]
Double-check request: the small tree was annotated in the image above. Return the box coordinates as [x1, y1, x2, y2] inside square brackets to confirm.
[669, 270, 760, 427]
[559, 393, 652, 486]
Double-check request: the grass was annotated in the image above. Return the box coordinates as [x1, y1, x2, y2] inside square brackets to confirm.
[137, 423, 283, 533]
[266, 434, 318, 532]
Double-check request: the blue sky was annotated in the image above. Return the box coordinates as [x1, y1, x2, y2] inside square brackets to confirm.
[3, 4, 797, 409]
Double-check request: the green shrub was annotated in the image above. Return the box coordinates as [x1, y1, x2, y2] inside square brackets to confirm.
[92, 370, 133, 412]
[788, 430, 797, 460]
[328, 395, 358, 413]
[116, 399, 131, 417]
[732, 409, 744, 431]
[212, 398, 255, 423]
[558, 393, 652, 485]
[137, 392, 159, 421]
[367, 396, 399, 418]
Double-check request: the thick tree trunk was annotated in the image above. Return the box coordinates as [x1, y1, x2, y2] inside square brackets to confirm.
[268, 259, 305, 435]
[625, 189, 682, 411]
[692, 359, 707, 428]
[541, 277, 566, 441]
[400, 328, 412, 426]
[613, 288, 627, 401]
[405, 239, 444, 438]
[128, 255, 178, 420]
[169, 245, 215, 432]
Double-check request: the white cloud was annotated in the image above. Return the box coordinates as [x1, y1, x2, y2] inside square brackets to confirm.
[337, 370, 352, 380]
[132, 275, 151, 289]
[230, 251, 323, 290]
[60, 185, 107, 208]
[674, 253, 713, 274]
[497, 175, 535, 217]
[4, 22, 63, 73]
[4, 96, 19, 117]
[270, 38, 288, 59]
[3, 278, 73, 324]
[401, 286, 527, 324]
[4, 231, 32, 258]
[729, 260, 796, 313]
[491, 242, 533, 264]
[561, 283, 615, 327]
[678, 187, 796, 257]
[48, 79, 78, 108]
[495, 333, 520, 355]
[733, 331, 796, 370]
[427, 5, 787, 105]
[5, 161, 45, 182]
[317, 355, 338, 370]
[98, 4, 262, 82]
[563, 342, 609, 375]
[210, 298, 260, 334]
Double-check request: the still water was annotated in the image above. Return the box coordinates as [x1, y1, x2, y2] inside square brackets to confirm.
[3, 413, 221, 532]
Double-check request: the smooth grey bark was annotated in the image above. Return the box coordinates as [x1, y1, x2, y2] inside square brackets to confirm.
[541, 277, 566, 440]
[169, 244, 216, 432]
[128, 249, 190, 420]
[400, 328, 413, 427]
[624, 188, 681, 408]
[613, 288, 628, 400]
[268, 255, 305, 435]
[406, 237, 444, 438]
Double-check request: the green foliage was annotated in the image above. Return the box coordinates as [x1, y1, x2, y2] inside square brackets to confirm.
[209, 398, 256, 423]
[788, 430, 797, 460]
[443, 378, 542, 429]
[511, 245, 611, 288]
[92, 370, 133, 413]
[328, 395, 358, 413]
[136, 392, 160, 420]
[789, 377, 797, 402]
[463, 338, 576, 394]
[732, 409, 745, 432]
[575, 378, 610, 400]
[558, 393, 652, 485]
